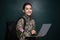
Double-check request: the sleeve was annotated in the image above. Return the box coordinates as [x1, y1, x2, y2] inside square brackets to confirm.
[16, 18, 24, 32]
[31, 19, 36, 30]
[16, 18, 24, 38]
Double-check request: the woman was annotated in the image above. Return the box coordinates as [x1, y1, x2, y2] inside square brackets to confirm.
[16, 2, 36, 40]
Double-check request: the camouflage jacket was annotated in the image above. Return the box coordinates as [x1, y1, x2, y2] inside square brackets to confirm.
[16, 15, 36, 40]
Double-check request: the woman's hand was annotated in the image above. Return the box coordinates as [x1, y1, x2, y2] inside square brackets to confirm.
[31, 30, 36, 34]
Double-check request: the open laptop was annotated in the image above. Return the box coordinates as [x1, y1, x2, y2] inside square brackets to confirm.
[28, 24, 52, 37]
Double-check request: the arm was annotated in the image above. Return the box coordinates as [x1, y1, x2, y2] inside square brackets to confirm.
[31, 19, 36, 34]
[16, 18, 24, 32]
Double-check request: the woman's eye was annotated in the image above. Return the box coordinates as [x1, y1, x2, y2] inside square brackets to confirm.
[25, 8, 32, 10]
[26, 8, 28, 10]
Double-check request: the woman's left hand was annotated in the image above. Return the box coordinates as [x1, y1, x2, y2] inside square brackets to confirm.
[31, 30, 36, 34]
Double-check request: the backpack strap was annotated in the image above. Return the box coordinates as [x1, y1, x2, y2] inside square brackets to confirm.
[22, 17, 26, 30]
[17, 16, 26, 30]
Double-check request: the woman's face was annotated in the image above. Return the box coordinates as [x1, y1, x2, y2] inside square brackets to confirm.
[23, 5, 32, 16]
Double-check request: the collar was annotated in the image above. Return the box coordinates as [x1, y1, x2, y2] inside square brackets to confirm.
[23, 14, 31, 21]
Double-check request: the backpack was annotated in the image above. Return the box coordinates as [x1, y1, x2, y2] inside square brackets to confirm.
[5, 17, 26, 40]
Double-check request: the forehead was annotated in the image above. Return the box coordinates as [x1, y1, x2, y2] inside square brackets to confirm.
[25, 5, 32, 8]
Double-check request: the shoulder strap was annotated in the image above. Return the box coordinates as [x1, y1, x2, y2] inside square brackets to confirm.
[17, 17, 26, 29]
[22, 17, 26, 29]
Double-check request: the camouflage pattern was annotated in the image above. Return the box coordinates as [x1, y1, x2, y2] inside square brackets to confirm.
[16, 15, 36, 40]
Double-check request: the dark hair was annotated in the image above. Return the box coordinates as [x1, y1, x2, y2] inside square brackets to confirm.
[23, 2, 32, 10]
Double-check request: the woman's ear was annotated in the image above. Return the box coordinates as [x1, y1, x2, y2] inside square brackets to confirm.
[22, 10, 24, 13]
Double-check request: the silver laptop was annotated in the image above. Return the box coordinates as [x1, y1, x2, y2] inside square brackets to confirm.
[36, 24, 51, 37]
[30, 24, 52, 37]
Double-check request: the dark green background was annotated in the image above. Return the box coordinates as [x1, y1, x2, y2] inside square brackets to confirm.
[0, 0, 60, 40]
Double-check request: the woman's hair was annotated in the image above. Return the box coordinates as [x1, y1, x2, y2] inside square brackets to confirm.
[23, 2, 32, 10]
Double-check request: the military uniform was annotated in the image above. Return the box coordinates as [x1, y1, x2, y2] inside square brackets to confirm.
[16, 15, 36, 40]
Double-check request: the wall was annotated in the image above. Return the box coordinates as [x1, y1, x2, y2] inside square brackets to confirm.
[0, 0, 60, 40]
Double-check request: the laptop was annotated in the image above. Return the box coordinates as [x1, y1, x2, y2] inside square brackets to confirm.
[28, 24, 52, 37]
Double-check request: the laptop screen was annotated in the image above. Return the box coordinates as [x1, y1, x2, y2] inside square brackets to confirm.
[37, 24, 51, 37]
